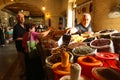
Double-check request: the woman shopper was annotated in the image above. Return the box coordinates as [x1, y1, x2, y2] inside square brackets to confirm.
[22, 23, 52, 80]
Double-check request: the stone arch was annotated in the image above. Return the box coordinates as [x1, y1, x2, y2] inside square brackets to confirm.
[1, 1, 44, 17]
[0, 1, 15, 10]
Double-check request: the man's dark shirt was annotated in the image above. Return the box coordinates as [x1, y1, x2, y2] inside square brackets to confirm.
[13, 23, 26, 52]
[75, 23, 93, 35]
[0, 28, 5, 45]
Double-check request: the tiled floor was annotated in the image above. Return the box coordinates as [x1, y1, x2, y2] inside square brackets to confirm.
[0, 42, 22, 80]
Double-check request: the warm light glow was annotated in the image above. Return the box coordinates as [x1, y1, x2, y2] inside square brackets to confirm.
[67, 3, 73, 28]
[42, 6, 46, 11]
[29, 17, 32, 20]
[21, 10, 24, 12]
[11, 0, 14, 1]
[14, 20, 16, 22]
[4, 18, 7, 20]
[73, 3, 77, 8]
[46, 14, 50, 18]
[68, 10, 72, 28]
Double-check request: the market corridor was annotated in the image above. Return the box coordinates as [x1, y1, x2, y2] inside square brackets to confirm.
[0, 42, 22, 80]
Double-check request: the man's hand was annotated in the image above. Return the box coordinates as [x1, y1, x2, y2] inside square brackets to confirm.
[48, 26, 56, 31]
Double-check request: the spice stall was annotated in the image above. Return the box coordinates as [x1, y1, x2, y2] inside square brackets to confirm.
[37, 29, 120, 80]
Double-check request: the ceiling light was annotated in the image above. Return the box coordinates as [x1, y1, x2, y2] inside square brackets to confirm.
[46, 14, 50, 18]
[10, 0, 14, 1]
[73, 3, 77, 8]
[42, 6, 46, 10]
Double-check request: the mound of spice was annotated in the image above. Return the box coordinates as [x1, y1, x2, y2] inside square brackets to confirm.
[91, 38, 110, 46]
[93, 67, 120, 80]
[72, 45, 95, 56]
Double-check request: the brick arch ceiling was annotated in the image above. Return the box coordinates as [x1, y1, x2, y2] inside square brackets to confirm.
[2, 2, 44, 17]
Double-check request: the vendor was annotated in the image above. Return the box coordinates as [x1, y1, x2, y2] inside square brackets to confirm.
[68, 13, 93, 35]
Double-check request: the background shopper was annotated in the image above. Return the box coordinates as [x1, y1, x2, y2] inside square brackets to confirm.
[13, 13, 26, 79]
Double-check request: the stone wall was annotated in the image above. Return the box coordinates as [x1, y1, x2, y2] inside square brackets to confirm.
[0, 10, 15, 27]
[93, 0, 120, 32]
[76, 0, 120, 32]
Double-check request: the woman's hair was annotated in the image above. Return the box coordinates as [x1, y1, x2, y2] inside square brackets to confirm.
[25, 23, 36, 32]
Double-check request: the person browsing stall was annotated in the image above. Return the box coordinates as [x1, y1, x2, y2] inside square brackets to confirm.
[22, 23, 52, 80]
[13, 13, 26, 52]
[22, 23, 52, 53]
[13, 13, 27, 78]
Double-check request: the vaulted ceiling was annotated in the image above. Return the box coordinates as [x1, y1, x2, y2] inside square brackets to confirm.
[0, 0, 66, 17]
[4, 3, 44, 17]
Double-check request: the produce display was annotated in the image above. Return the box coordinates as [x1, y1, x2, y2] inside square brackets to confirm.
[99, 29, 116, 33]
[90, 38, 111, 52]
[116, 61, 120, 69]
[41, 39, 58, 49]
[111, 32, 120, 55]
[90, 38, 110, 47]
[77, 56, 103, 78]
[46, 52, 73, 67]
[83, 37, 95, 46]
[51, 47, 61, 54]
[111, 32, 120, 36]
[68, 42, 87, 50]
[70, 35, 86, 43]
[83, 37, 95, 42]
[52, 62, 71, 75]
[96, 29, 118, 39]
[52, 49, 72, 80]
[61, 51, 70, 67]
[41, 29, 120, 80]
[96, 52, 119, 60]
[92, 67, 120, 80]
[48, 53, 61, 64]
[72, 45, 95, 56]
[77, 56, 102, 66]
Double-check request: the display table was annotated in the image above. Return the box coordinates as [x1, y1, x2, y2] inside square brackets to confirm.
[36, 30, 120, 80]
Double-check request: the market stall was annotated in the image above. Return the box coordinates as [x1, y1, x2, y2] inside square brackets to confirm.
[37, 29, 120, 80]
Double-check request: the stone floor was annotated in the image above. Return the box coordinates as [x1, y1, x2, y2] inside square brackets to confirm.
[0, 42, 24, 80]
[0, 42, 56, 80]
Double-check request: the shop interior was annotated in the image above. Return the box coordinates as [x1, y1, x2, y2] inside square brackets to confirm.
[0, 0, 120, 80]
